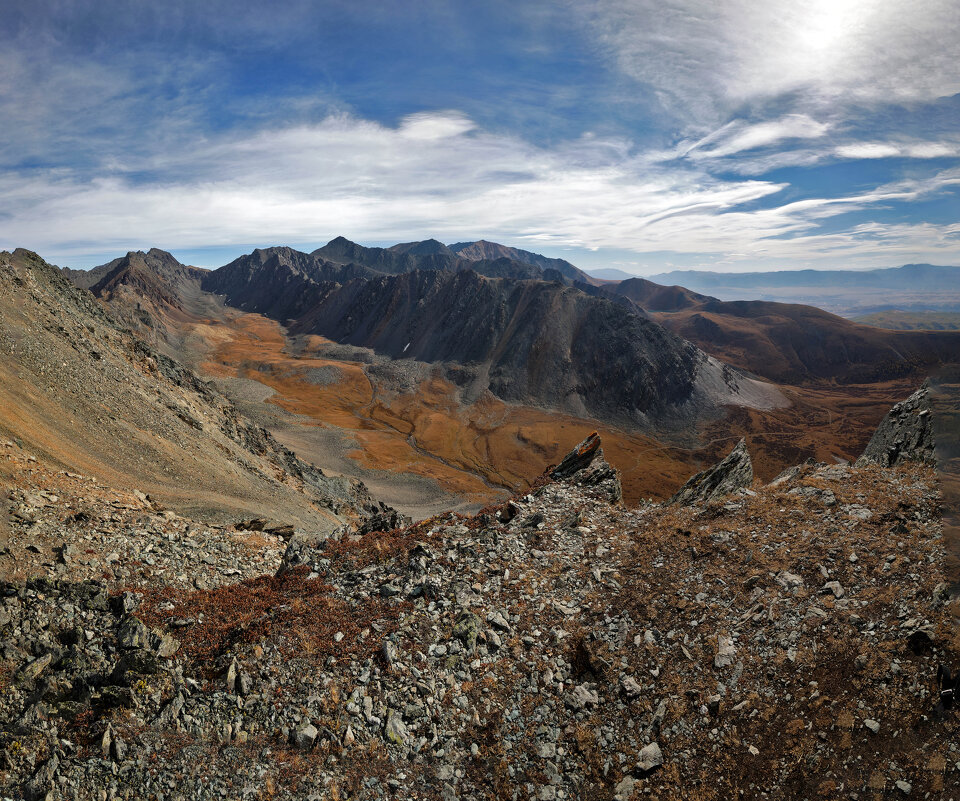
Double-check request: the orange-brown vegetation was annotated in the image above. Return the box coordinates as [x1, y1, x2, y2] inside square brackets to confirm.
[193, 311, 915, 506]
[196, 312, 708, 504]
[133, 568, 403, 669]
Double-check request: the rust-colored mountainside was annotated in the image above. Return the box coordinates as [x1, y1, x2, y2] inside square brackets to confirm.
[603, 279, 960, 384]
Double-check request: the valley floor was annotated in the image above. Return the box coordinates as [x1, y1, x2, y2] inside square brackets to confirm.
[174, 307, 919, 515]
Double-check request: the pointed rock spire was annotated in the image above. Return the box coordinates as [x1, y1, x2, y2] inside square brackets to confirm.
[550, 432, 622, 503]
[669, 438, 753, 506]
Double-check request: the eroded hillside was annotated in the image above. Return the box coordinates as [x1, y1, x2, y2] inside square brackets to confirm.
[0, 249, 380, 530]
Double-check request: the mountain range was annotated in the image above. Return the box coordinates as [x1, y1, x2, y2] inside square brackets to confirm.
[24, 235, 951, 515]
[202, 245, 778, 428]
[644, 263, 960, 316]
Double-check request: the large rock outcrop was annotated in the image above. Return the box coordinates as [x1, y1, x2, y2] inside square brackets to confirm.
[668, 438, 754, 506]
[856, 384, 935, 467]
[550, 432, 622, 503]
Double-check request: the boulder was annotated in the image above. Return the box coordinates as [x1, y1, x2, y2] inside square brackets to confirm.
[451, 611, 482, 655]
[636, 742, 663, 774]
[856, 384, 934, 467]
[292, 723, 318, 750]
[550, 433, 622, 502]
[669, 439, 753, 506]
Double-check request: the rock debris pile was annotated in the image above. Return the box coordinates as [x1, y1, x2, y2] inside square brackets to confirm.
[1, 430, 959, 800]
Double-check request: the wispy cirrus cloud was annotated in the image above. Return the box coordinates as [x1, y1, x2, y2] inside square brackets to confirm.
[683, 115, 831, 159]
[580, 0, 960, 124]
[1, 110, 957, 271]
[0, 1, 956, 273]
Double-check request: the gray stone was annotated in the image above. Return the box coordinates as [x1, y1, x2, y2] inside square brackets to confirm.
[19, 653, 52, 681]
[714, 636, 736, 668]
[614, 776, 636, 800]
[226, 657, 239, 693]
[155, 633, 180, 658]
[565, 683, 599, 710]
[636, 742, 663, 774]
[382, 639, 398, 669]
[292, 723, 318, 750]
[117, 616, 150, 649]
[669, 439, 753, 506]
[385, 710, 409, 745]
[857, 384, 934, 467]
[451, 611, 482, 655]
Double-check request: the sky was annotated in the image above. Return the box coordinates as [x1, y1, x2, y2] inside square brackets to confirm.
[0, 1, 958, 274]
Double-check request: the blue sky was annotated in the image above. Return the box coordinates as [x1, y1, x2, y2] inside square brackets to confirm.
[1, 1, 958, 273]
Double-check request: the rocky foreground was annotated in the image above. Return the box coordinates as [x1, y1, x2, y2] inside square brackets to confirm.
[2, 419, 960, 799]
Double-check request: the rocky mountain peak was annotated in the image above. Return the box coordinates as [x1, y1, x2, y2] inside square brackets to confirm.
[387, 238, 456, 257]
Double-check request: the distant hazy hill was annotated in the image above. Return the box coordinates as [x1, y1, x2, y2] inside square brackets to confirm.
[648, 264, 960, 316]
[853, 310, 960, 331]
[595, 277, 960, 384]
[584, 267, 636, 281]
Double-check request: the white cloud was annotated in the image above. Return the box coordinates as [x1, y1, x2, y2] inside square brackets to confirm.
[835, 143, 904, 160]
[836, 141, 960, 160]
[398, 111, 476, 140]
[581, 0, 960, 122]
[2, 111, 957, 271]
[685, 115, 831, 159]
[905, 143, 958, 159]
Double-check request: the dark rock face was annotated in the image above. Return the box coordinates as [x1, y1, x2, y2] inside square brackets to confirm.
[291, 269, 703, 424]
[88, 249, 206, 312]
[856, 384, 935, 467]
[669, 438, 754, 506]
[449, 239, 593, 284]
[551, 433, 604, 480]
[550, 433, 622, 502]
[200, 247, 371, 319]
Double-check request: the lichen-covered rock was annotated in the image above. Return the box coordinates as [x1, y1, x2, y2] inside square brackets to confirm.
[856, 384, 934, 467]
[451, 611, 482, 655]
[669, 438, 753, 506]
